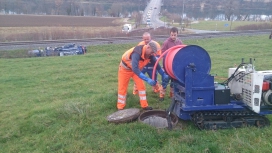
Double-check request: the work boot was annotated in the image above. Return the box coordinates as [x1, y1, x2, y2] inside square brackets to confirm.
[133, 83, 138, 95]
[159, 85, 166, 101]
[133, 90, 138, 95]
[117, 108, 124, 111]
[169, 87, 174, 98]
[153, 83, 160, 93]
[143, 106, 153, 110]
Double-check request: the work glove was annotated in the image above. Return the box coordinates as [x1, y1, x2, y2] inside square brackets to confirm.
[157, 69, 169, 89]
[158, 68, 170, 83]
[162, 73, 169, 82]
[139, 73, 156, 86]
[147, 78, 156, 86]
[161, 78, 169, 89]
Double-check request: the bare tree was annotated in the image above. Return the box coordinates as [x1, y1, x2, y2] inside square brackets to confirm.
[169, 13, 181, 24]
[268, 2, 272, 22]
[123, 10, 129, 18]
[94, 4, 104, 16]
[131, 11, 142, 28]
[109, 3, 122, 17]
[64, 1, 72, 15]
[55, 0, 63, 15]
[223, 0, 240, 21]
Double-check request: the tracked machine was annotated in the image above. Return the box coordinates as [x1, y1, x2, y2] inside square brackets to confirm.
[154, 45, 272, 130]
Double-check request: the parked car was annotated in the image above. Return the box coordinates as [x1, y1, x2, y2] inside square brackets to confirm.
[28, 49, 44, 57]
[45, 47, 59, 56]
[45, 43, 87, 56]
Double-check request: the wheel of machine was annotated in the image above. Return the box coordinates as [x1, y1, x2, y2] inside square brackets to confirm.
[223, 116, 233, 122]
[255, 117, 270, 128]
[107, 108, 141, 124]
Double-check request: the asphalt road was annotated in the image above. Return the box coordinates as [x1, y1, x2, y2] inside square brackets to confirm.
[143, 0, 164, 28]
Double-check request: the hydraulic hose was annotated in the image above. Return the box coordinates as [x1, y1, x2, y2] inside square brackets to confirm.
[152, 45, 187, 81]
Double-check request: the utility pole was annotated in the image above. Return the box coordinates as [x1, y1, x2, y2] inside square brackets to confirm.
[164, 9, 167, 27]
[181, 0, 185, 31]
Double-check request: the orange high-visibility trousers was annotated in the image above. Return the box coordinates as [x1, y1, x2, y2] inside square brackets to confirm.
[117, 65, 148, 110]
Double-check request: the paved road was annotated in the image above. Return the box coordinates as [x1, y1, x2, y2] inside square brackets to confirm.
[143, 1, 221, 33]
[143, 0, 164, 28]
[185, 28, 221, 33]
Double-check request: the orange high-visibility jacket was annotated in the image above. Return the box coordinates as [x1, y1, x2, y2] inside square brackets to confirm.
[121, 45, 151, 71]
[138, 41, 161, 56]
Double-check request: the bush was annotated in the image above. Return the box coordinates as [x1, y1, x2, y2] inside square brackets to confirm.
[234, 23, 272, 31]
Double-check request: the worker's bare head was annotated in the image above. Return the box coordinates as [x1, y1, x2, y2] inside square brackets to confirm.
[146, 40, 157, 56]
[170, 27, 179, 41]
[142, 32, 151, 45]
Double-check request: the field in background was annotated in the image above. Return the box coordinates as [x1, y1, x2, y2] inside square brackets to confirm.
[0, 26, 127, 42]
[0, 15, 122, 27]
[1, 35, 272, 152]
[0, 15, 172, 42]
[0, 15, 125, 42]
[2, 15, 272, 42]
[189, 20, 272, 31]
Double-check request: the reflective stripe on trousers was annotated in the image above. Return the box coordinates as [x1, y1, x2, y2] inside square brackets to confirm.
[138, 90, 147, 101]
[118, 94, 126, 104]
[117, 66, 148, 109]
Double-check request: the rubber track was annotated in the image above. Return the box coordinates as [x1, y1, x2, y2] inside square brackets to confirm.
[191, 110, 270, 130]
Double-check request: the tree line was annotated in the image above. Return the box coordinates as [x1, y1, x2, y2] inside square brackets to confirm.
[0, 0, 145, 17]
[162, 0, 272, 21]
[0, 0, 271, 22]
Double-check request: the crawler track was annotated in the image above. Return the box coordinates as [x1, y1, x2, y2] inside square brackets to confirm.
[191, 110, 270, 130]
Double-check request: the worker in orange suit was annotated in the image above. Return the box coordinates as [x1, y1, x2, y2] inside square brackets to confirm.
[117, 41, 169, 110]
[133, 32, 161, 95]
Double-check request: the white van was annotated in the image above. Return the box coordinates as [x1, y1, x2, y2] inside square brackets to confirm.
[122, 24, 132, 33]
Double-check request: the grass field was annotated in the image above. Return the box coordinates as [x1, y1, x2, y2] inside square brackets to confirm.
[189, 20, 272, 31]
[1, 35, 272, 152]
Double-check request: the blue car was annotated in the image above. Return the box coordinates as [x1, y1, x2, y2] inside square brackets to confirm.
[45, 44, 87, 56]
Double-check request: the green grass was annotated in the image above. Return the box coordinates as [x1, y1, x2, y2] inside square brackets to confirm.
[190, 20, 272, 31]
[0, 49, 31, 58]
[1, 35, 272, 152]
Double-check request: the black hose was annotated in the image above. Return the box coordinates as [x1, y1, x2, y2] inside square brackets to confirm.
[166, 98, 176, 130]
[221, 63, 246, 85]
